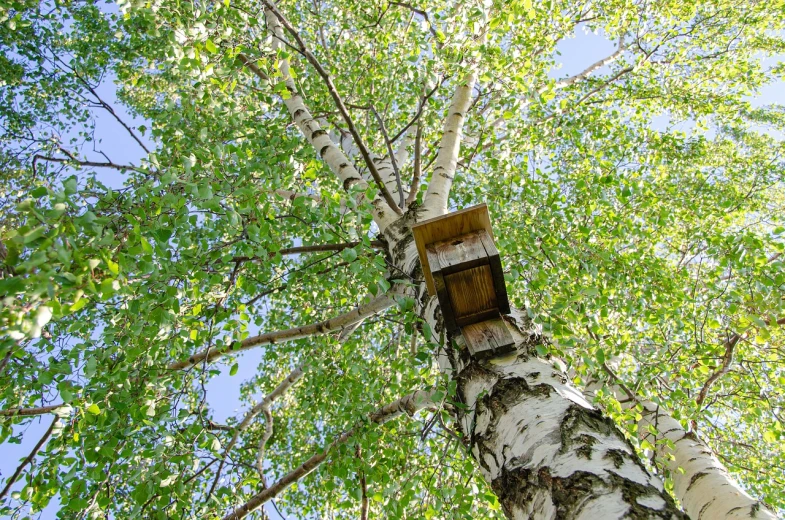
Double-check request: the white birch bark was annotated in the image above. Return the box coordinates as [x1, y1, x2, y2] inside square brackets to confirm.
[582, 355, 777, 520]
[264, 9, 397, 231]
[421, 73, 477, 219]
[635, 400, 776, 520]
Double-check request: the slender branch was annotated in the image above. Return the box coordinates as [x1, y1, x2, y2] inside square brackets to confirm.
[388, 2, 441, 46]
[422, 73, 478, 217]
[207, 365, 306, 500]
[0, 404, 68, 418]
[32, 154, 142, 175]
[389, 79, 443, 143]
[0, 416, 58, 500]
[370, 106, 405, 209]
[554, 37, 626, 90]
[71, 73, 151, 155]
[237, 53, 270, 81]
[255, 406, 274, 478]
[358, 446, 368, 520]
[169, 293, 396, 370]
[263, 1, 403, 216]
[271, 189, 320, 202]
[406, 122, 423, 206]
[221, 389, 436, 520]
[696, 317, 785, 407]
[231, 241, 383, 264]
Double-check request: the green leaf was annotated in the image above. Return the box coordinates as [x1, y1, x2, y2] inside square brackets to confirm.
[69, 298, 88, 312]
[22, 226, 47, 244]
[205, 39, 217, 54]
[87, 404, 101, 415]
[230, 363, 239, 376]
[341, 248, 357, 262]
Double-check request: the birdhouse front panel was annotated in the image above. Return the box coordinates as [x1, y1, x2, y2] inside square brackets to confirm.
[444, 264, 498, 326]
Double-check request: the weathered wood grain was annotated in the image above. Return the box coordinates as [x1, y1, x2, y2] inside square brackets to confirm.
[462, 317, 515, 358]
[412, 204, 494, 297]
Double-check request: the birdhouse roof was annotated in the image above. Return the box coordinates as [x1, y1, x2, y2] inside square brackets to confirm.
[412, 204, 495, 297]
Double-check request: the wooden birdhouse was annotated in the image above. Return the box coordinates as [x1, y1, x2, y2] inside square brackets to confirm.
[412, 204, 515, 359]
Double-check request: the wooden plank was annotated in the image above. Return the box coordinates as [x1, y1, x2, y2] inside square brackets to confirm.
[478, 230, 511, 315]
[462, 317, 515, 359]
[431, 230, 489, 275]
[412, 204, 493, 296]
[445, 265, 497, 321]
[462, 321, 496, 357]
[426, 245, 458, 333]
[456, 308, 501, 328]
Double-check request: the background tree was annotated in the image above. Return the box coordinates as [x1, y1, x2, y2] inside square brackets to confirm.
[1, 0, 784, 518]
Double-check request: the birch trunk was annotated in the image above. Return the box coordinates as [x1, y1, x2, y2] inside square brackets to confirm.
[636, 401, 775, 520]
[383, 213, 685, 519]
[586, 359, 777, 519]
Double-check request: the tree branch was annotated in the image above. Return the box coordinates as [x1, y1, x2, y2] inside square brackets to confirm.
[207, 365, 307, 500]
[696, 316, 785, 408]
[406, 123, 423, 206]
[263, 1, 403, 217]
[0, 416, 58, 501]
[370, 106, 405, 209]
[237, 53, 270, 82]
[389, 79, 443, 143]
[553, 37, 626, 90]
[230, 241, 383, 263]
[169, 293, 395, 370]
[32, 154, 142, 176]
[0, 404, 69, 418]
[422, 73, 478, 217]
[251, 5, 396, 230]
[221, 389, 436, 520]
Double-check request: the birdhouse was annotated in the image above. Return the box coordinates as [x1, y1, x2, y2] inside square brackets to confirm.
[412, 204, 515, 359]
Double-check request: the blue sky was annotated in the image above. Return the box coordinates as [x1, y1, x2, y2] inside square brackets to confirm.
[3, 21, 783, 520]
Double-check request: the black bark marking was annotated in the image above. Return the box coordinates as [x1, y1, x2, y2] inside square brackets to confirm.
[343, 177, 360, 190]
[492, 466, 686, 520]
[687, 471, 708, 492]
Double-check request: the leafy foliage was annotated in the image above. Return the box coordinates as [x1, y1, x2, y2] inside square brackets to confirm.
[1, 0, 784, 518]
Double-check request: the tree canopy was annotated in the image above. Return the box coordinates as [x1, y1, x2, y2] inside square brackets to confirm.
[1, 0, 784, 518]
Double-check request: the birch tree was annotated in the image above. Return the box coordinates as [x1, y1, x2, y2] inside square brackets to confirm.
[1, 0, 784, 518]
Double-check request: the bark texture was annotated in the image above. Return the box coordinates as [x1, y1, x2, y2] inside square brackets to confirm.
[383, 211, 686, 519]
[263, 7, 397, 230]
[421, 73, 478, 219]
[588, 359, 777, 520]
[636, 400, 775, 519]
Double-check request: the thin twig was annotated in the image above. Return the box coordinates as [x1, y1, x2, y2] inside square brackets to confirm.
[221, 389, 436, 520]
[0, 416, 58, 500]
[370, 106, 405, 209]
[406, 122, 423, 206]
[231, 240, 383, 264]
[237, 53, 270, 81]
